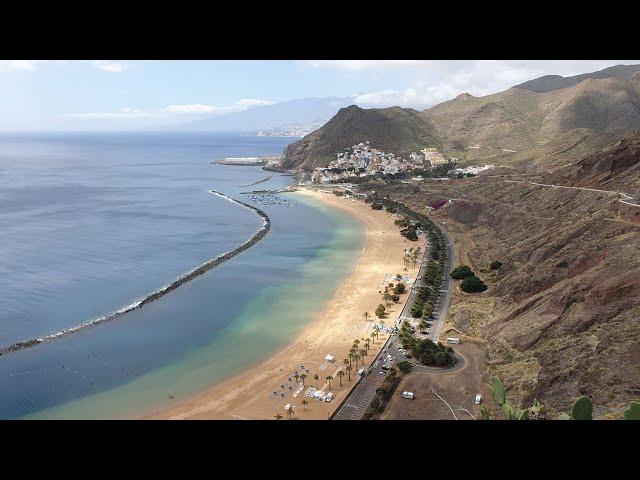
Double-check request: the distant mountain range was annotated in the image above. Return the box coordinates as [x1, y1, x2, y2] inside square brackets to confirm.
[180, 97, 353, 134]
[282, 64, 640, 171]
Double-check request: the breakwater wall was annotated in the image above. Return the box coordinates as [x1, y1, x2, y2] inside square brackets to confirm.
[0, 190, 271, 357]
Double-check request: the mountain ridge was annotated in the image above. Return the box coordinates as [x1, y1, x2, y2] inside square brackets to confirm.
[281, 105, 440, 170]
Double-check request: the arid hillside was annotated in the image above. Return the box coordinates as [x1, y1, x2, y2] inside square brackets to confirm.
[422, 73, 640, 167]
[547, 131, 640, 194]
[281, 105, 439, 170]
[281, 65, 640, 172]
[357, 142, 640, 417]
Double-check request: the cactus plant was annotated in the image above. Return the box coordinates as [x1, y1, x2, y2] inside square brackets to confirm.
[571, 396, 593, 420]
[489, 376, 506, 407]
[480, 406, 491, 420]
[528, 399, 546, 420]
[623, 401, 640, 420]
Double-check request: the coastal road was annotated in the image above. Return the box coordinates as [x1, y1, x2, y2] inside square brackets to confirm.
[332, 236, 430, 420]
[504, 179, 640, 207]
[332, 221, 455, 420]
[428, 222, 455, 343]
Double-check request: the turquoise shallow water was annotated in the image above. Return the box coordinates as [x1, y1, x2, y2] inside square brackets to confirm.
[0, 132, 364, 419]
[26, 193, 363, 419]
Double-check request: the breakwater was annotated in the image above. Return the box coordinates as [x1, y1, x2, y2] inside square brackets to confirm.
[239, 175, 273, 188]
[0, 190, 271, 357]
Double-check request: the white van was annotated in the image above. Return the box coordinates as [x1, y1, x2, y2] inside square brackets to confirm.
[357, 368, 365, 377]
[401, 392, 414, 400]
[446, 337, 460, 344]
[475, 394, 482, 405]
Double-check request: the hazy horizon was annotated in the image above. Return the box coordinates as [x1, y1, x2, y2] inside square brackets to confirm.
[1, 60, 639, 132]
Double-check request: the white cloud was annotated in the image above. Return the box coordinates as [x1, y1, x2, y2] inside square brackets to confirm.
[165, 98, 274, 115]
[68, 107, 150, 119]
[68, 98, 274, 120]
[164, 104, 219, 114]
[300, 60, 435, 71]
[0, 60, 49, 71]
[92, 61, 127, 73]
[354, 84, 461, 109]
[234, 98, 275, 108]
[340, 60, 640, 109]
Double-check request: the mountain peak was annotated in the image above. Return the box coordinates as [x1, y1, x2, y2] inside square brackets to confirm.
[513, 64, 640, 93]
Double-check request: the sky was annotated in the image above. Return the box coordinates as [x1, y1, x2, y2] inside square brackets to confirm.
[0, 60, 638, 131]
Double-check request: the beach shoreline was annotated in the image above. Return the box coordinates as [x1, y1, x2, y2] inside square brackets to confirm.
[146, 187, 419, 420]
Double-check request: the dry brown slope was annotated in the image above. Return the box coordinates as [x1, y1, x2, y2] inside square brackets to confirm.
[281, 105, 440, 171]
[365, 175, 640, 418]
[422, 74, 640, 169]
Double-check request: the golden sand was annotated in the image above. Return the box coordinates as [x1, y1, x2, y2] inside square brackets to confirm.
[146, 188, 419, 420]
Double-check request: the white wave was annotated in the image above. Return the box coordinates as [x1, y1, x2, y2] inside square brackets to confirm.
[0, 190, 271, 356]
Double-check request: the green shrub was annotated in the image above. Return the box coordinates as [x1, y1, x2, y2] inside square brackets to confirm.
[396, 361, 412, 373]
[451, 265, 474, 280]
[490, 260, 503, 270]
[393, 283, 406, 294]
[461, 275, 487, 293]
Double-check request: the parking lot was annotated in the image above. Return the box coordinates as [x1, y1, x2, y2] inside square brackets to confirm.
[380, 342, 485, 420]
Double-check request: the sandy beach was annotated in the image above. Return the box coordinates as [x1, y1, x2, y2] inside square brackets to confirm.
[147, 188, 420, 420]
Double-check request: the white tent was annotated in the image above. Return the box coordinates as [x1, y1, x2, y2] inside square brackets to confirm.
[324, 354, 335, 362]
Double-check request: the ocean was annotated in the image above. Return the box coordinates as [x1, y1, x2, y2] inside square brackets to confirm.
[0, 132, 364, 419]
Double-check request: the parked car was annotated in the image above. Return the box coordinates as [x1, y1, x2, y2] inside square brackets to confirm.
[401, 392, 414, 400]
[475, 394, 482, 405]
[404, 353, 412, 359]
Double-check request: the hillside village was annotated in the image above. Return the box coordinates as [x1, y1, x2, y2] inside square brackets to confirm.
[310, 142, 457, 184]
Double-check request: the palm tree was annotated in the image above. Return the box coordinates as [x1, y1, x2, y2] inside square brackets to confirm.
[274, 413, 283, 420]
[314, 373, 320, 388]
[383, 293, 392, 307]
[354, 353, 361, 369]
[302, 399, 308, 410]
[336, 370, 345, 386]
[346, 364, 352, 381]
[300, 373, 307, 386]
[370, 331, 376, 344]
[360, 348, 367, 360]
[287, 405, 295, 420]
[326, 375, 333, 390]
[343, 358, 349, 369]
[365, 338, 370, 352]
[363, 311, 370, 322]
[294, 373, 299, 383]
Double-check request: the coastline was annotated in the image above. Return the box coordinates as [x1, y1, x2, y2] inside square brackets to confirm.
[0, 190, 270, 358]
[147, 188, 420, 420]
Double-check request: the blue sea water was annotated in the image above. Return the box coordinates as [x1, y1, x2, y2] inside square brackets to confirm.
[0, 132, 364, 419]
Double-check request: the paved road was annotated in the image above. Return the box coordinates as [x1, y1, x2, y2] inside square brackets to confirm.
[333, 221, 455, 420]
[332, 237, 430, 420]
[429, 222, 455, 342]
[504, 179, 639, 207]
